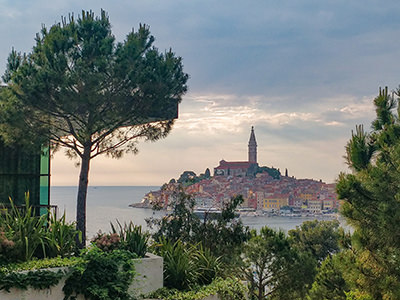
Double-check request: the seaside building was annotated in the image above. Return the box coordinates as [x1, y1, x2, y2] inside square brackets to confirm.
[214, 126, 259, 177]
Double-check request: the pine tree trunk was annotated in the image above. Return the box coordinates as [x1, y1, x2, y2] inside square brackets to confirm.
[76, 144, 91, 248]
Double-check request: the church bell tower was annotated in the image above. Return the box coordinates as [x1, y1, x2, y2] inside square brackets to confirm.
[248, 126, 257, 163]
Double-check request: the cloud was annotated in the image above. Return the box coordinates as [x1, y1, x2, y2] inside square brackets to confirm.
[2, 0, 397, 186]
[175, 92, 376, 136]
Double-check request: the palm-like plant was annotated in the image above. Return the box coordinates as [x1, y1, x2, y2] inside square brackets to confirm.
[110, 220, 149, 257]
[46, 212, 81, 258]
[192, 244, 222, 285]
[154, 238, 199, 290]
[0, 193, 47, 261]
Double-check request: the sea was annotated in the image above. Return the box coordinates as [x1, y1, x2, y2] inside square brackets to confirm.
[51, 186, 346, 240]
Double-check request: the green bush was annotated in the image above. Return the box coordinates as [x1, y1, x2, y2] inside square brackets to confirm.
[154, 238, 222, 291]
[192, 244, 222, 285]
[0, 256, 81, 292]
[147, 277, 248, 300]
[148, 190, 250, 270]
[0, 195, 79, 263]
[91, 221, 150, 257]
[63, 246, 137, 300]
[0, 256, 82, 273]
[0, 195, 48, 262]
[155, 238, 198, 290]
[110, 220, 149, 258]
[45, 212, 81, 258]
[0, 268, 65, 292]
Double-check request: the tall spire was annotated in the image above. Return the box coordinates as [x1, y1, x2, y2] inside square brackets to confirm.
[248, 126, 257, 163]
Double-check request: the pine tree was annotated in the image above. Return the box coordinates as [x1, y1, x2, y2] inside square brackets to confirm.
[1, 10, 188, 246]
[337, 87, 400, 299]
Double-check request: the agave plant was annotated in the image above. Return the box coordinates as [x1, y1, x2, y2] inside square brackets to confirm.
[110, 220, 149, 257]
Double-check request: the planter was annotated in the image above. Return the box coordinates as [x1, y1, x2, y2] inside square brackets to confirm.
[0, 253, 163, 300]
[130, 253, 163, 296]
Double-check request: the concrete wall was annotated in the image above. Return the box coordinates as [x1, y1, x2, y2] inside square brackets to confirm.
[0, 253, 163, 300]
[130, 252, 163, 297]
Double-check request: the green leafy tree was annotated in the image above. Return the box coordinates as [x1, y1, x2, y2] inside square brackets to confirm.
[147, 187, 199, 244]
[177, 171, 197, 185]
[1, 10, 188, 246]
[147, 189, 250, 268]
[243, 227, 315, 300]
[337, 86, 400, 299]
[257, 166, 281, 179]
[307, 253, 349, 300]
[196, 195, 251, 266]
[288, 220, 343, 264]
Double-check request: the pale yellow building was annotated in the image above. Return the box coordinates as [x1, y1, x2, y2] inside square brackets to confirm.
[307, 200, 322, 213]
[263, 196, 289, 210]
[322, 199, 333, 210]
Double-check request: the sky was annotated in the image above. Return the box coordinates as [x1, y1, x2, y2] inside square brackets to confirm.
[1, 0, 400, 186]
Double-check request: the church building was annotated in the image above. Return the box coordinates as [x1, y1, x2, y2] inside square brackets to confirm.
[214, 127, 259, 177]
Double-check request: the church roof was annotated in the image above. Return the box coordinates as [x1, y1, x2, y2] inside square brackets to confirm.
[215, 160, 255, 170]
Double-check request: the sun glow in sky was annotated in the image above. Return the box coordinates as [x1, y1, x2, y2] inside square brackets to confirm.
[1, 1, 400, 186]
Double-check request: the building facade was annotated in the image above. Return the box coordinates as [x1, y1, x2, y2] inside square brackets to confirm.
[214, 127, 259, 177]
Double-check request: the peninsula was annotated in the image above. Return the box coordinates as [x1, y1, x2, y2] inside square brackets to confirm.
[132, 127, 339, 215]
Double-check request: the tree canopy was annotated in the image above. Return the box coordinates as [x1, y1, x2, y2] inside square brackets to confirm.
[0, 10, 188, 246]
[337, 86, 400, 299]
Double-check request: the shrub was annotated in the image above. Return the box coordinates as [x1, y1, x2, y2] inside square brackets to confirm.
[154, 238, 222, 291]
[147, 190, 250, 269]
[110, 220, 149, 258]
[0, 195, 48, 262]
[155, 238, 198, 290]
[0, 195, 79, 263]
[91, 232, 121, 252]
[0, 232, 15, 264]
[63, 246, 137, 300]
[45, 212, 80, 258]
[0, 256, 82, 292]
[192, 244, 222, 285]
[147, 277, 248, 300]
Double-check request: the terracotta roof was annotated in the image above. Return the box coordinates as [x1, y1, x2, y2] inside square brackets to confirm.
[215, 161, 255, 169]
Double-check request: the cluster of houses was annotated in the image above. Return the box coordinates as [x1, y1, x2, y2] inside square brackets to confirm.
[139, 127, 339, 215]
[141, 127, 339, 215]
[141, 171, 339, 215]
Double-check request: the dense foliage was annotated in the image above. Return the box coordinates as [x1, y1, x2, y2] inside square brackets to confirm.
[337, 86, 400, 299]
[63, 247, 137, 300]
[256, 166, 281, 179]
[243, 226, 315, 300]
[0, 195, 79, 264]
[92, 221, 149, 257]
[0, 211, 150, 299]
[0, 268, 65, 292]
[288, 219, 343, 263]
[0, 9, 188, 245]
[147, 188, 251, 267]
[153, 238, 222, 290]
[147, 277, 248, 300]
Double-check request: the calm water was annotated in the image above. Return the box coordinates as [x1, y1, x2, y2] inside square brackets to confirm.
[51, 186, 345, 239]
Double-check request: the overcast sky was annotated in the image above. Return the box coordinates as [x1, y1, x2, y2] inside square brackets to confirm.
[1, 1, 400, 186]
